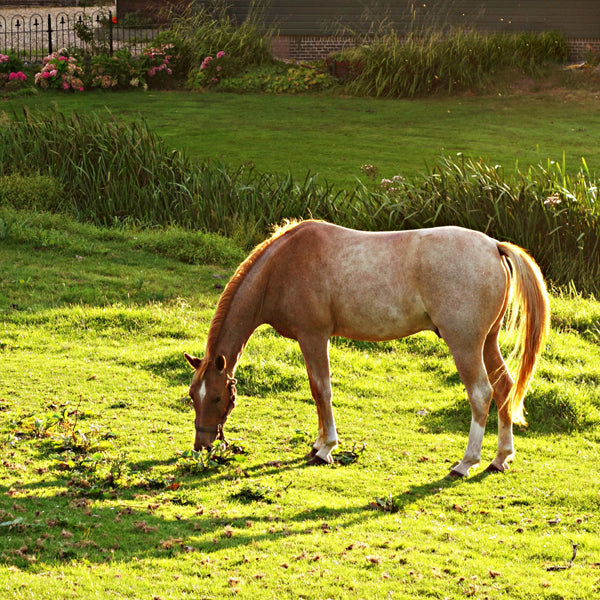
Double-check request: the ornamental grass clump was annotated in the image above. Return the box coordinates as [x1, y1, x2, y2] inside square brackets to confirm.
[343, 29, 567, 98]
[34, 50, 85, 91]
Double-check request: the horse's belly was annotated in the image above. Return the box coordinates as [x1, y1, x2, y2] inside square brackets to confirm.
[331, 296, 432, 341]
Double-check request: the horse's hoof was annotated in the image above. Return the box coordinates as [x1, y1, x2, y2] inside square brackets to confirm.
[307, 454, 329, 466]
[447, 469, 465, 479]
[485, 463, 503, 473]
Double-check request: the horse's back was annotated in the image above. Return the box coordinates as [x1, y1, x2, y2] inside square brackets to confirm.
[262, 222, 508, 342]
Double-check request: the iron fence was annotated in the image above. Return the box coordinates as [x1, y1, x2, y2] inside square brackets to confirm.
[0, 9, 164, 64]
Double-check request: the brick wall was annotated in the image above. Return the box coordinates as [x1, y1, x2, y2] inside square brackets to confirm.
[283, 36, 353, 62]
[568, 39, 600, 62]
[271, 35, 597, 64]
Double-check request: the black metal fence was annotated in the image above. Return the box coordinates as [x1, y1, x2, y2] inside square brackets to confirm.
[0, 9, 164, 64]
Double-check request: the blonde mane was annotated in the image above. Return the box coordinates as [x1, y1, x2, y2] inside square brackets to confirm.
[205, 219, 310, 357]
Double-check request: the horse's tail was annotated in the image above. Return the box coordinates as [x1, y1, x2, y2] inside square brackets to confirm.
[497, 242, 550, 426]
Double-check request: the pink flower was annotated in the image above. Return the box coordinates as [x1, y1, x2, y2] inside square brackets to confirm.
[216, 65, 222, 72]
[216, 51, 226, 59]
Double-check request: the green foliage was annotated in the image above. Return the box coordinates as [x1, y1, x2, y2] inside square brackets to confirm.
[177, 443, 248, 473]
[139, 228, 245, 267]
[342, 30, 568, 98]
[187, 50, 238, 88]
[220, 62, 336, 94]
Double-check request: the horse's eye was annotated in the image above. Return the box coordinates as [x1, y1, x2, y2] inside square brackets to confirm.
[214, 396, 222, 404]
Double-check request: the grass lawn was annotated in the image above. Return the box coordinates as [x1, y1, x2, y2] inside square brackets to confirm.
[1, 209, 599, 599]
[1, 84, 600, 598]
[3, 87, 600, 189]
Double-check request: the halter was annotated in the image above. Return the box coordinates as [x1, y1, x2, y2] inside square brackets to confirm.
[194, 375, 238, 443]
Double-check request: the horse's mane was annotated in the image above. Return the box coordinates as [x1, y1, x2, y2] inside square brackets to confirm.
[205, 219, 312, 357]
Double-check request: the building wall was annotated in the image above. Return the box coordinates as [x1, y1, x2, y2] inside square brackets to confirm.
[115, 0, 600, 61]
[224, 1, 600, 39]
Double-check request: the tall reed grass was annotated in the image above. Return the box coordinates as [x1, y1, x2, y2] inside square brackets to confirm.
[0, 107, 341, 246]
[0, 108, 597, 296]
[342, 30, 567, 98]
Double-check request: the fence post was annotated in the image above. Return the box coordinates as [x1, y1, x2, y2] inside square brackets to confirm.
[109, 9, 114, 55]
[47, 14, 52, 54]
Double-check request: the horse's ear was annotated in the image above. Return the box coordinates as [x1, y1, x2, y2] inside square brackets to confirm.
[214, 354, 227, 373]
[184, 352, 202, 370]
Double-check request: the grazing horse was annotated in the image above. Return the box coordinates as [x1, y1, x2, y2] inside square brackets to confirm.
[185, 220, 549, 477]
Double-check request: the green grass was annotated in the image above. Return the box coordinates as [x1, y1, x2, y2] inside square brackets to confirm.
[3, 84, 600, 190]
[1, 210, 600, 599]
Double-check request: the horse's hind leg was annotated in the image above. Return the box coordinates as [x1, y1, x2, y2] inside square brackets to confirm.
[445, 338, 494, 478]
[298, 335, 339, 464]
[484, 331, 515, 472]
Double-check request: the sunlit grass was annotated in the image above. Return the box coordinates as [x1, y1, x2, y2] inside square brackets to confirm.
[1, 212, 599, 599]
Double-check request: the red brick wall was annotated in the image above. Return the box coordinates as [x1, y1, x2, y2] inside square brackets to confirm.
[270, 34, 595, 63]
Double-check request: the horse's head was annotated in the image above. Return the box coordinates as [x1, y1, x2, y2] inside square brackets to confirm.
[184, 352, 237, 451]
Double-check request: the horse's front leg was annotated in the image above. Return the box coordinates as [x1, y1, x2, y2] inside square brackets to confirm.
[299, 336, 339, 464]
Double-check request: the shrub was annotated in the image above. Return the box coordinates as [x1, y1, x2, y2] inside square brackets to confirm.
[89, 50, 139, 90]
[87, 43, 180, 91]
[187, 50, 235, 88]
[169, 0, 275, 89]
[0, 173, 65, 212]
[140, 43, 179, 89]
[220, 62, 336, 94]
[0, 53, 27, 91]
[34, 49, 85, 91]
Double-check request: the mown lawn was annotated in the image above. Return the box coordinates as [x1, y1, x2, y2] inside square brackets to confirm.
[3, 87, 600, 189]
[1, 209, 599, 599]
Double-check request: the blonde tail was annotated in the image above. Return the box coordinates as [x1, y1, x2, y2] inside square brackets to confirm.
[498, 242, 550, 426]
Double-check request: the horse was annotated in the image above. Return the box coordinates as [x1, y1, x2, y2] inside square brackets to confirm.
[185, 220, 550, 477]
